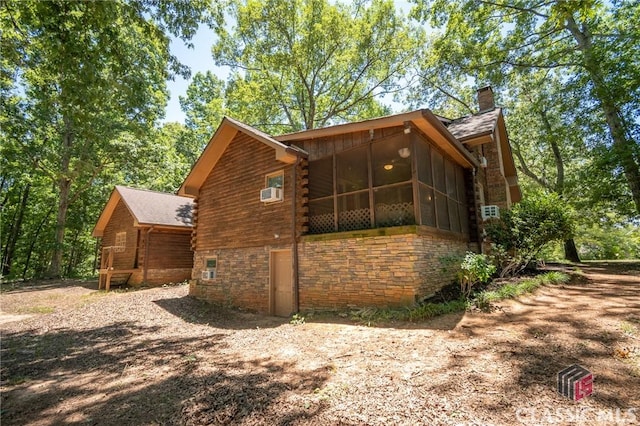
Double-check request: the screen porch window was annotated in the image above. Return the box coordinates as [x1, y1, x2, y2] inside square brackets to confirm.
[416, 138, 469, 234]
[307, 129, 470, 236]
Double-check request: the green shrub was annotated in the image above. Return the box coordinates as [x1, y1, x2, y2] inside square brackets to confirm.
[485, 193, 575, 276]
[458, 252, 496, 297]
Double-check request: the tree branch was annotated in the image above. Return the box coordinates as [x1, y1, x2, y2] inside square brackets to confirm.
[477, 0, 551, 19]
[511, 137, 550, 190]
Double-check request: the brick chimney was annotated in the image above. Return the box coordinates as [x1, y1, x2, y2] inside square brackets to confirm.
[477, 86, 495, 112]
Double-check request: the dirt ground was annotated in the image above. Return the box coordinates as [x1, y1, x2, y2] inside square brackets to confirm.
[1, 262, 639, 425]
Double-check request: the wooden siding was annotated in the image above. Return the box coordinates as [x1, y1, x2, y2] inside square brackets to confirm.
[196, 132, 303, 251]
[100, 200, 138, 270]
[146, 230, 193, 269]
[299, 126, 404, 161]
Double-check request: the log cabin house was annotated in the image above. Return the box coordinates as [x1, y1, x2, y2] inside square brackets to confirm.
[179, 86, 521, 315]
[92, 185, 194, 290]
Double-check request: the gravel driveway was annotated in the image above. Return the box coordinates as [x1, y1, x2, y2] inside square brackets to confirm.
[1, 262, 639, 425]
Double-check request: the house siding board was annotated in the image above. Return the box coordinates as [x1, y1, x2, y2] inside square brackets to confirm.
[196, 132, 295, 251]
[147, 230, 193, 269]
[101, 200, 138, 270]
[300, 127, 402, 161]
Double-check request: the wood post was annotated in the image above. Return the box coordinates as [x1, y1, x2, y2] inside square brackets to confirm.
[98, 247, 114, 291]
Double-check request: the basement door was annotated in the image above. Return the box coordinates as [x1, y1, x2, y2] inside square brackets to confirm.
[270, 250, 293, 317]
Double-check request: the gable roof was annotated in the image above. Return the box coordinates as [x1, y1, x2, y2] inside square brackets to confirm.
[178, 108, 521, 201]
[446, 108, 501, 143]
[92, 186, 194, 237]
[276, 109, 479, 169]
[179, 116, 308, 197]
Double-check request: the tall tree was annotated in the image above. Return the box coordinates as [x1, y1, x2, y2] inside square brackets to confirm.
[505, 70, 591, 261]
[412, 0, 640, 216]
[1, 0, 212, 277]
[178, 70, 227, 160]
[213, 0, 422, 132]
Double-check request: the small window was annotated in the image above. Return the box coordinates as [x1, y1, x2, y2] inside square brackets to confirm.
[266, 171, 284, 189]
[114, 232, 126, 253]
[202, 258, 217, 280]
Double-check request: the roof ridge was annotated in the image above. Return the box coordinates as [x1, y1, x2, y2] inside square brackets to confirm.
[116, 185, 186, 198]
[451, 106, 502, 123]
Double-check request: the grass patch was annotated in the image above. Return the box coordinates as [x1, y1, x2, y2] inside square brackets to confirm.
[17, 305, 55, 314]
[348, 271, 570, 324]
[473, 271, 570, 310]
[620, 321, 638, 337]
[350, 299, 468, 324]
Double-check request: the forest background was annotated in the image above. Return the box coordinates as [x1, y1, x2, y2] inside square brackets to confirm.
[1, 0, 638, 280]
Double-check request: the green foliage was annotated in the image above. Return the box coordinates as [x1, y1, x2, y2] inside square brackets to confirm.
[290, 313, 306, 325]
[213, 0, 423, 132]
[457, 252, 496, 297]
[179, 71, 226, 147]
[575, 216, 640, 260]
[485, 193, 574, 275]
[411, 0, 640, 216]
[1, 0, 212, 279]
[473, 271, 569, 310]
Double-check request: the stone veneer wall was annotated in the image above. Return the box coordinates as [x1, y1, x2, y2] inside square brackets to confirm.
[190, 245, 291, 313]
[190, 228, 477, 313]
[298, 226, 476, 310]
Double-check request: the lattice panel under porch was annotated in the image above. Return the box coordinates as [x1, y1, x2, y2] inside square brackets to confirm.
[338, 208, 371, 231]
[309, 213, 335, 234]
[375, 202, 414, 227]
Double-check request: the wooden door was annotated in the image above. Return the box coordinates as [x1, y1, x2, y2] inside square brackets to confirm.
[271, 250, 293, 317]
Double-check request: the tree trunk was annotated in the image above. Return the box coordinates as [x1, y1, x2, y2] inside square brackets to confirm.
[48, 118, 73, 278]
[563, 238, 581, 263]
[48, 178, 71, 278]
[565, 16, 640, 215]
[23, 206, 54, 279]
[2, 184, 30, 277]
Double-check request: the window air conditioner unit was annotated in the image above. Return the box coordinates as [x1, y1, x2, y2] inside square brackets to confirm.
[260, 187, 283, 203]
[201, 270, 216, 280]
[481, 205, 500, 221]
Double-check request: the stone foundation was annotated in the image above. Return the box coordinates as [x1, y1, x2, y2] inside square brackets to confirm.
[190, 245, 291, 313]
[298, 226, 475, 310]
[189, 226, 477, 313]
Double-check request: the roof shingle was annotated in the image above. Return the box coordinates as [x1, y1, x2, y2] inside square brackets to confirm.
[116, 186, 193, 228]
[447, 108, 501, 141]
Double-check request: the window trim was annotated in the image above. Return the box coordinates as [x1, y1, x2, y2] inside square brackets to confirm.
[265, 170, 284, 189]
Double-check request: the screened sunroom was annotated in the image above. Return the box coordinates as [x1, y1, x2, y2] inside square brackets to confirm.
[306, 128, 472, 236]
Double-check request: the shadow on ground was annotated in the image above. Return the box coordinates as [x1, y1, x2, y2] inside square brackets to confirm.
[0, 279, 99, 293]
[0, 321, 329, 425]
